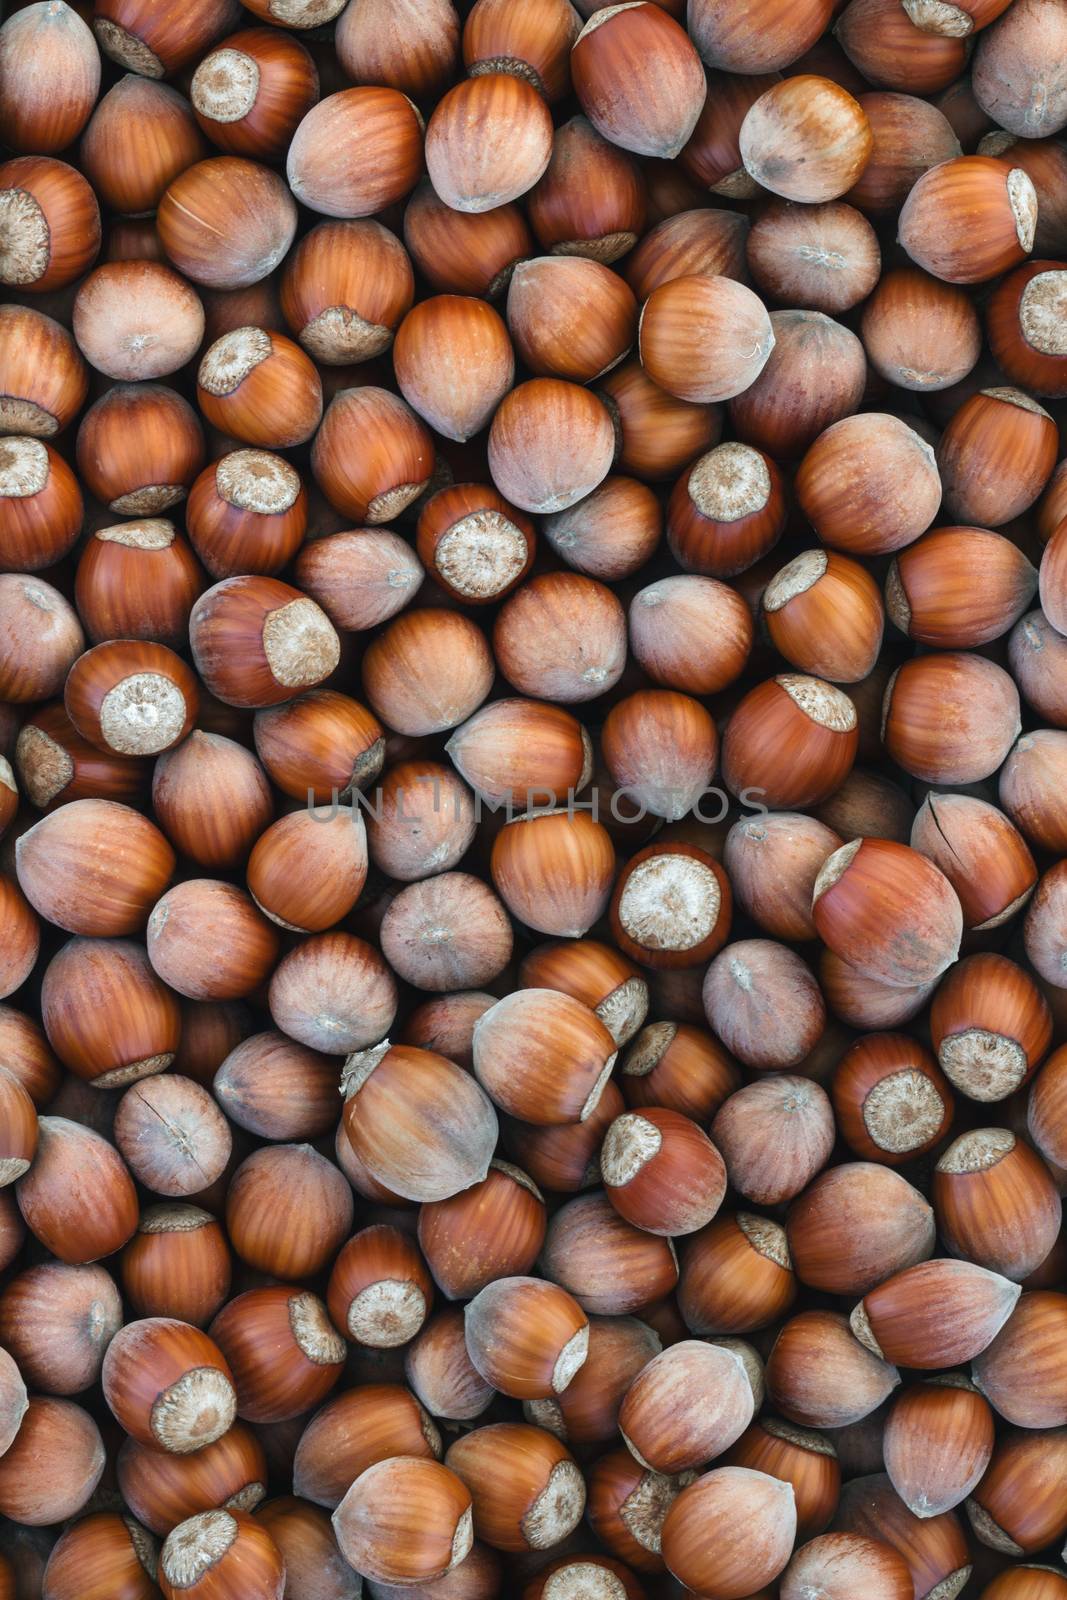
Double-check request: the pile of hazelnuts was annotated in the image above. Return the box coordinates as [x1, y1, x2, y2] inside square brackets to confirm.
[0, 0, 1066, 1595]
